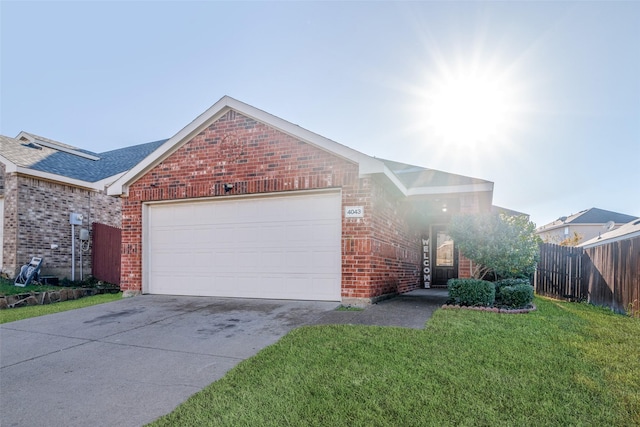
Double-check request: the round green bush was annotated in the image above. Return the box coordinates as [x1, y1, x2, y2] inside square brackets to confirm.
[495, 278, 531, 305]
[447, 278, 495, 307]
[498, 283, 534, 308]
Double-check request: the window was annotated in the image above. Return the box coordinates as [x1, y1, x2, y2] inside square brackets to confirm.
[436, 231, 454, 267]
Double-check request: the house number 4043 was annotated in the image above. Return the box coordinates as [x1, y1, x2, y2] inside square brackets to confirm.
[345, 206, 364, 218]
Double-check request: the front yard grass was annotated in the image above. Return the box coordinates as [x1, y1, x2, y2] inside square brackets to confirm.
[0, 279, 61, 296]
[0, 293, 122, 324]
[150, 297, 640, 426]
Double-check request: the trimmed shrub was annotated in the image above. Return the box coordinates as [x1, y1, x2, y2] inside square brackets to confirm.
[495, 278, 531, 305]
[499, 284, 534, 309]
[447, 278, 495, 307]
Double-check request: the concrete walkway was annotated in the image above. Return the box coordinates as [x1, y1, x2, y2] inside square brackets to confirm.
[0, 289, 447, 427]
[313, 288, 449, 329]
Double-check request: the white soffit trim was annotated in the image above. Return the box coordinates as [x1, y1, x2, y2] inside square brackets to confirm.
[15, 167, 105, 191]
[581, 231, 640, 248]
[406, 182, 494, 196]
[0, 154, 18, 172]
[108, 96, 390, 196]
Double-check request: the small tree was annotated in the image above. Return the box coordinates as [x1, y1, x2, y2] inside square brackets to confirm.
[447, 213, 541, 280]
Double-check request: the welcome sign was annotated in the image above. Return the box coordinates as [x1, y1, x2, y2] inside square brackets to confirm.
[422, 238, 431, 288]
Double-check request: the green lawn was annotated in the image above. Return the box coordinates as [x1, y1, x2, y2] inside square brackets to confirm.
[0, 280, 62, 296]
[150, 297, 640, 427]
[0, 292, 122, 324]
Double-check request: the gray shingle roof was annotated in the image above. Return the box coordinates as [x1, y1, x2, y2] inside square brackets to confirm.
[0, 133, 166, 183]
[537, 207, 639, 232]
[568, 208, 638, 224]
[379, 158, 492, 189]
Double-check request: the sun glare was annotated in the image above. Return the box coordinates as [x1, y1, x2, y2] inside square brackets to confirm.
[419, 64, 519, 150]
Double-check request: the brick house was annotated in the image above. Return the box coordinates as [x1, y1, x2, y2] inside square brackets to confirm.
[108, 96, 494, 304]
[0, 132, 164, 279]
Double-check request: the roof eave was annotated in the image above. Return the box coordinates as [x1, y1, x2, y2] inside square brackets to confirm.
[580, 230, 640, 248]
[406, 182, 494, 196]
[12, 166, 106, 191]
[0, 154, 18, 172]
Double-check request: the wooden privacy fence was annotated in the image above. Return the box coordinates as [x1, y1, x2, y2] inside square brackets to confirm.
[535, 244, 586, 300]
[535, 238, 640, 315]
[91, 222, 122, 285]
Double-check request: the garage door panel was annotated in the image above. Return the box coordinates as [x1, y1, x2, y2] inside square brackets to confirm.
[234, 224, 259, 244]
[311, 250, 339, 269]
[285, 223, 312, 242]
[285, 251, 311, 272]
[259, 225, 285, 243]
[260, 251, 284, 271]
[312, 222, 339, 242]
[147, 192, 341, 300]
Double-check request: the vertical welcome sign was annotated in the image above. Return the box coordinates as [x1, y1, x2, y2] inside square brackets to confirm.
[422, 238, 431, 288]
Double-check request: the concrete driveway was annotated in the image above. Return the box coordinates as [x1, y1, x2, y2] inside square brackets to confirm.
[0, 295, 339, 427]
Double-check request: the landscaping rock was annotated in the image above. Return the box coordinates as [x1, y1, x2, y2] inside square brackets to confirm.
[0, 298, 8, 309]
[6, 295, 19, 306]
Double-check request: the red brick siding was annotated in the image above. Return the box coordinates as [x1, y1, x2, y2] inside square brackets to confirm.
[120, 111, 365, 295]
[348, 180, 422, 298]
[458, 255, 473, 278]
[341, 178, 374, 299]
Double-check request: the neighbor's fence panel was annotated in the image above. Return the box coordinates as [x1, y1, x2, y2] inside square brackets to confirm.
[535, 243, 586, 301]
[583, 236, 640, 315]
[91, 222, 122, 285]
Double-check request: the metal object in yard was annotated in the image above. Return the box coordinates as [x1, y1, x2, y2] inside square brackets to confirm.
[14, 257, 44, 287]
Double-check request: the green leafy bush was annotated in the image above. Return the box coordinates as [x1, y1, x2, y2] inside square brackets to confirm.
[447, 278, 495, 307]
[498, 284, 534, 309]
[495, 278, 531, 305]
[447, 213, 541, 280]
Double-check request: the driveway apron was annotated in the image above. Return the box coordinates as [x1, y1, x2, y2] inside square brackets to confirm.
[0, 289, 447, 427]
[0, 295, 338, 427]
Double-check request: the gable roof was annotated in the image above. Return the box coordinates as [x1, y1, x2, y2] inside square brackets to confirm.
[579, 217, 640, 248]
[108, 96, 494, 198]
[379, 158, 493, 196]
[0, 132, 166, 190]
[537, 207, 639, 232]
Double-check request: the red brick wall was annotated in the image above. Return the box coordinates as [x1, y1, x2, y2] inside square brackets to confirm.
[120, 110, 424, 300]
[368, 180, 421, 297]
[121, 110, 362, 295]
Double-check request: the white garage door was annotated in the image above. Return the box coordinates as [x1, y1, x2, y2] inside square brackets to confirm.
[145, 191, 342, 301]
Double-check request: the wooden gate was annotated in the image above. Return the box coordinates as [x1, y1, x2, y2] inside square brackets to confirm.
[535, 243, 587, 301]
[91, 222, 121, 285]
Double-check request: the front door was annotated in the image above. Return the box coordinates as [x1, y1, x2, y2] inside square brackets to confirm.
[432, 225, 457, 287]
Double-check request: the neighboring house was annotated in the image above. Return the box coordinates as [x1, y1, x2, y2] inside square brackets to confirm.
[0, 132, 164, 279]
[536, 208, 638, 246]
[579, 217, 640, 248]
[108, 96, 498, 304]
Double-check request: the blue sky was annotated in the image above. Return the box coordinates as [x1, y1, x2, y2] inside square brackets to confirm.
[2, 1, 639, 227]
